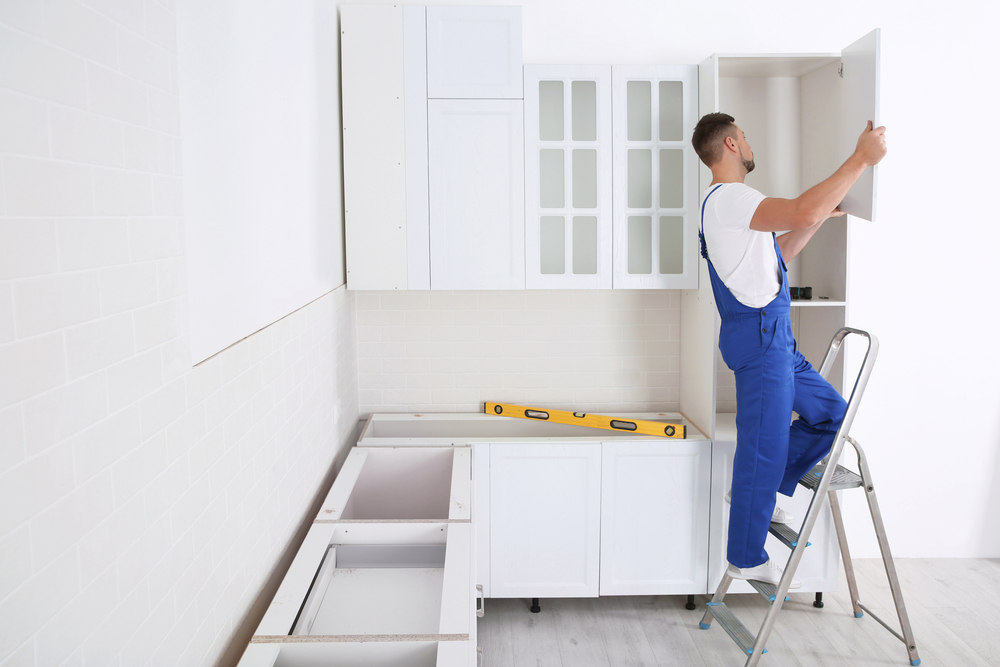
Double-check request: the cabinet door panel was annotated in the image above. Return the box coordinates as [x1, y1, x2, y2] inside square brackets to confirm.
[837, 29, 880, 221]
[489, 443, 601, 597]
[524, 65, 613, 289]
[428, 100, 524, 289]
[600, 442, 710, 595]
[426, 6, 522, 99]
[341, 5, 408, 290]
[612, 65, 699, 289]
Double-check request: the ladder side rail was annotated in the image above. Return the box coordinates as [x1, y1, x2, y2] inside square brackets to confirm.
[827, 488, 863, 617]
[847, 436, 921, 664]
[746, 430, 851, 665]
[748, 329, 878, 664]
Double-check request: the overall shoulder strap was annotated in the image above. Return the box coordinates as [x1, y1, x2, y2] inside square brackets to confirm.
[699, 184, 725, 260]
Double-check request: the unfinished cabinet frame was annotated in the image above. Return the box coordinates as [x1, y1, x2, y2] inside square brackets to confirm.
[239, 446, 476, 667]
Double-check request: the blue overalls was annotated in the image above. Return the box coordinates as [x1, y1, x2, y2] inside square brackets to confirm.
[700, 184, 847, 569]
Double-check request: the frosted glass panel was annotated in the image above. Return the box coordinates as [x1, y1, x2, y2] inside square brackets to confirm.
[628, 150, 652, 208]
[539, 81, 564, 141]
[659, 216, 683, 274]
[540, 216, 565, 274]
[572, 149, 597, 209]
[573, 216, 598, 274]
[627, 81, 651, 141]
[658, 81, 683, 141]
[572, 81, 597, 141]
[659, 149, 683, 208]
[540, 149, 564, 208]
[628, 216, 652, 274]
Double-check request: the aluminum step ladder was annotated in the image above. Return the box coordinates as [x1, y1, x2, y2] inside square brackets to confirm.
[699, 328, 921, 666]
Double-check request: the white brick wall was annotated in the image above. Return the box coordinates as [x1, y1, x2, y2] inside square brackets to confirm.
[0, 3, 358, 665]
[356, 290, 682, 414]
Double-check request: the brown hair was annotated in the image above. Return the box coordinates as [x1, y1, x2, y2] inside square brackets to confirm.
[691, 112, 737, 167]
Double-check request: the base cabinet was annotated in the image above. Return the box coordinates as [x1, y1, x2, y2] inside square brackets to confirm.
[484, 438, 712, 599]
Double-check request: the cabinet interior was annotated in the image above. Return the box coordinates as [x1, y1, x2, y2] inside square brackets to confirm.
[341, 447, 455, 520]
[716, 54, 850, 392]
[293, 524, 455, 637]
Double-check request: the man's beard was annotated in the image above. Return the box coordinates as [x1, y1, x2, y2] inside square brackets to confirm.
[741, 155, 755, 174]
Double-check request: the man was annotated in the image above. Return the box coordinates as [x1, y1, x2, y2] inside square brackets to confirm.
[691, 112, 886, 585]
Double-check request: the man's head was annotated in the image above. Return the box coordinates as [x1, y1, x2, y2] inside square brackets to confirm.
[691, 112, 755, 174]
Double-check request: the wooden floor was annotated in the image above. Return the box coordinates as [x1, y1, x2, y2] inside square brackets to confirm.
[478, 559, 1000, 666]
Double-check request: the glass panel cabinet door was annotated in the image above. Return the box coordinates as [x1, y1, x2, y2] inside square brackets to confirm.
[612, 66, 699, 289]
[524, 65, 613, 289]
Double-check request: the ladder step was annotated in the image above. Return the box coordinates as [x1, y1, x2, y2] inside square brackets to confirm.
[768, 521, 809, 549]
[704, 602, 765, 656]
[747, 579, 789, 603]
[798, 462, 864, 491]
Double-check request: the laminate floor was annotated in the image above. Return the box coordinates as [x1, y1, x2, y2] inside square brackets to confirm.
[477, 559, 1000, 666]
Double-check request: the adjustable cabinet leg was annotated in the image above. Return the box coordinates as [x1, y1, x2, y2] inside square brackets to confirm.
[686, 594, 696, 610]
[814, 592, 824, 608]
[530, 598, 541, 613]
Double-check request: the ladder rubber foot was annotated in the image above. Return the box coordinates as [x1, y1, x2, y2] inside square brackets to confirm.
[855, 612, 864, 618]
[911, 660, 920, 666]
[699, 622, 711, 630]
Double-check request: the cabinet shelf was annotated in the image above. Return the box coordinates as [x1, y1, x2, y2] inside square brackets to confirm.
[790, 299, 846, 307]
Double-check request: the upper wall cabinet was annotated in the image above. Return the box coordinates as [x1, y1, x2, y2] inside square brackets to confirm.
[342, 5, 525, 290]
[523, 65, 699, 290]
[691, 29, 881, 425]
[427, 6, 523, 99]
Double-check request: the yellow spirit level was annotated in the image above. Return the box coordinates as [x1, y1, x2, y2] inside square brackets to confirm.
[485, 402, 686, 439]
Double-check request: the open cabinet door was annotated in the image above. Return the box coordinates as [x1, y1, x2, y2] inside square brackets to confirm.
[838, 29, 881, 221]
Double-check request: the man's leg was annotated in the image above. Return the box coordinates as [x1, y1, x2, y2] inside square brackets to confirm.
[725, 321, 795, 568]
[778, 350, 848, 496]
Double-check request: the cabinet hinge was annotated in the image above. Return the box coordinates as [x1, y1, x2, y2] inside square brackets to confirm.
[838, 62, 844, 78]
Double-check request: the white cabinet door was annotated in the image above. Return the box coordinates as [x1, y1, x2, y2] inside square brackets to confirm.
[489, 442, 601, 597]
[426, 6, 523, 99]
[523, 65, 613, 289]
[428, 99, 525, 290]
[600, 441, 710, 595]
[612, 65, 699, 289]
[835, 29, 880, 221]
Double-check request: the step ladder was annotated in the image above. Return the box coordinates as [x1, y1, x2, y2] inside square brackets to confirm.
[699, 328, 920, 666]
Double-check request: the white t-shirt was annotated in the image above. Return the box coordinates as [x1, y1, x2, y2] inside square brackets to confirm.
[701, 183, 779, 308]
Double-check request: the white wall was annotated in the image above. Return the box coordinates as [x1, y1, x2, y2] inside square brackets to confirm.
[0, 1, 357, 665]
[357, 290, 682, 413]
[177, 0, 342, 362]
[357, 0, 1000, 559]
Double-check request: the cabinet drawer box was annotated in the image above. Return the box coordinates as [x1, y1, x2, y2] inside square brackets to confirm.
[318, 446, 471, 522]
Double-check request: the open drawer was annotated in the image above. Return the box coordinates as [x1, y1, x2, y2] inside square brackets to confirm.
[317, 446, 471, 522]
[240, 522, 476, 666]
